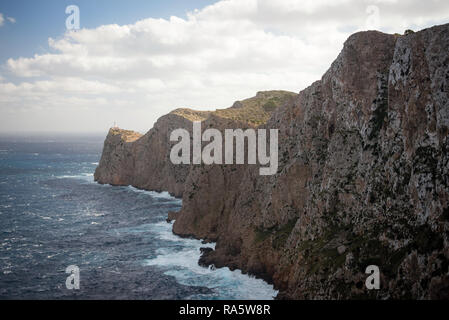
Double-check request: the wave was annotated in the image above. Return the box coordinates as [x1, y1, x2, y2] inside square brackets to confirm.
[144, 221, 277, 300]
[126, 186, 181, 203]
[62, 175, 181, 203]
[53, 172, 273, 299]
[56, 173, 94, 182]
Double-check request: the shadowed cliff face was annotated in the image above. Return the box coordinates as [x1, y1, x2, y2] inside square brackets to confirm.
[173, 25, 449, 299]
[95, 24, 449, 299]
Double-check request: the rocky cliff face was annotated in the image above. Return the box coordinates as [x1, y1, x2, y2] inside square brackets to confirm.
[95, 24, 449, 299]
[94, 91, 295, 197]
[173, 24, 449, 299]
[94, 114, 194, 197]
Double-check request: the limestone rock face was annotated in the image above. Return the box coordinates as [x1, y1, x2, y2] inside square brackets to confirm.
[173, 25, 449, 299]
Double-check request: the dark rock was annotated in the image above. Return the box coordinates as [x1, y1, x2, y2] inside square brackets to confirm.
[198, 247, 214, 267]
[166, 210, 179, 223]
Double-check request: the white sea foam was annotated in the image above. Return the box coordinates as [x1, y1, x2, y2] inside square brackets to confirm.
[126, 186, 181, 203]
[57, 173, 94, 182]
[57, 171, 273, 298]
[144, 221, 277, 300]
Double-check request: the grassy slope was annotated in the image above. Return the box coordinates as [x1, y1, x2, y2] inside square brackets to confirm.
[170, 90, 297, 126]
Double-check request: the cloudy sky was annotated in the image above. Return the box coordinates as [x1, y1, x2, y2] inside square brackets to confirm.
[0, 0, 448, 133]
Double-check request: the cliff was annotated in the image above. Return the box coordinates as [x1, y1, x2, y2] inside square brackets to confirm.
[94, 90, 296, 197]
[173, 24, 449, 299]
[95, 23, 449, 299]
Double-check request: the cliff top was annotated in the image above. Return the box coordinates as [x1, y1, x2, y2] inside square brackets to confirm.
[108, 127, 142, 142]
[171, 90, 296, 126]
[170, 108, 212, 122]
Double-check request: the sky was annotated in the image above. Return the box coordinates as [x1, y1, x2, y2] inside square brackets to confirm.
[0, 0, 448, 134]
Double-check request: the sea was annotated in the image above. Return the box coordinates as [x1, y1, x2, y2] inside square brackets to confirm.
[0, 133, 277, 300]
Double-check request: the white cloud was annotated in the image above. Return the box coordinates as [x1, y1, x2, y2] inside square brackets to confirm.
[0, 13, 16, 26]
[1, 0, 449, 132]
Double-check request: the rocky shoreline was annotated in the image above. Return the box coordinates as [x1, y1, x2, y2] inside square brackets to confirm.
[95, 24, 449, 299]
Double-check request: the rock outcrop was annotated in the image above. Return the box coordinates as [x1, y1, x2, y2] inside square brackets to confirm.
[95, 24, 449, 299]
[94, 114, 194, 197]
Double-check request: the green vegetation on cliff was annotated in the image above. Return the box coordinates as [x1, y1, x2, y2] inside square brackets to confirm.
[171, 90, 296, 126]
